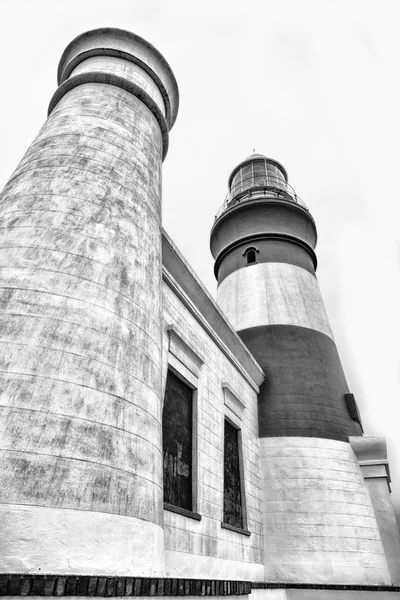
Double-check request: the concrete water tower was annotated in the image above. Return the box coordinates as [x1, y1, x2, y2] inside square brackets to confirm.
[210, 153, 400, 584]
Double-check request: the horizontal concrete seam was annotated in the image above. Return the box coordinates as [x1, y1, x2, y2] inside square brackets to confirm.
[15, 153, 158, 195]
[198, 508, 263, 529]
[261, 391, 353, 399]
[198, 482, 261, 505]
[34, 112, 162, 158]
[49, 84, 165, 134]
[260, 460, 361, 468]
[0, 338, 160, 393]
[261, 450, 358, 459]
[262, 392, 354, 404]
[263, 485, 370, 494]
[262, 399, 354, 409]
[0, 404, 162, 455]
[261, 474, 365, 481]
[260, 433, 355, 441]
[169, 514, 263, 538]
[7, 142, 161, 192]
[0, 206, 159, 257]
[262, 510, 377, 516]
[0, 264, 159, 323]
[13, 152, 161, 197]
[197, 481, 223, 496]
[1, 448, 163, 489]
[198, 439, 223, 456]
[0, 242, 130, 270]
[0, 286, 160, 345]
[20, 125, 162, 168]
[198, 426, 258, 456]
[0, 213, 159, 261]
[163, 545, 263, 564]
[199, 446, 261, 479]
[261, 436, 352, 448]
[0, 370, 161, 420]
[0, 209, 78, 219]
[0, 502, 167, 521]
[263, 499, 372, 506]
[47, 72, 169, 159]
[266, 403, 352, 413]
[263, 533, 383, 541]
[260, 548, 387, 556]
[15, 140, 159, 175]
[0, 192, 112, 213]
[263, 522, 380, 530]
[4, 165, 162, 217]
[3, 164, 162, 214]
[262, 481, 368, 489]
[165, 536, 261, 556]
[260, 416, 358, 426]
[0, 310, 162, 354]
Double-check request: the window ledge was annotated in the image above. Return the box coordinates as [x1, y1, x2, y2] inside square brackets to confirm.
[164, 503, 202, 521]
[221, 522, 251, 536]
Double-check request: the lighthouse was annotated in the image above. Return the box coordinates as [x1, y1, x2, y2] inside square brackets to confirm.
[210, 154, 399, 584]
[1, 27, 400, 596]
[0, 28, 179, 576]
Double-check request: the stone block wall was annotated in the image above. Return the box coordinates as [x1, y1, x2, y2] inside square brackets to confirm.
[161, 278, 264, 581]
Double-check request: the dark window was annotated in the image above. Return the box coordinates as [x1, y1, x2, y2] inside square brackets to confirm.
[162, 370, 193, 510]
[223, 419, 243, 528]
[246, 250, 256, 264]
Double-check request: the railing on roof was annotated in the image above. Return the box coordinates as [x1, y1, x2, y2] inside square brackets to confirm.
[214, 173, 308, 220]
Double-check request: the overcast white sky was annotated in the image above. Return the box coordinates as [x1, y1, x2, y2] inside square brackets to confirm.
[0, 0, 399, 522]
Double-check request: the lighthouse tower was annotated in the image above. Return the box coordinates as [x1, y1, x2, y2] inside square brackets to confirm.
[0, 28, 178, 576]
[210, 154, 399, 584]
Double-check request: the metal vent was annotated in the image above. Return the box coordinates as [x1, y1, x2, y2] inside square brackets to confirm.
[345, 393, 364, 432]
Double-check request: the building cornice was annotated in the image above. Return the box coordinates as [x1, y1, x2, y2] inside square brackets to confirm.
[162, 230, 264, 391]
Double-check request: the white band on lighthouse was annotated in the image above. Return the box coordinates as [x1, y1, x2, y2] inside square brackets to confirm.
[217, 262, 333, 340]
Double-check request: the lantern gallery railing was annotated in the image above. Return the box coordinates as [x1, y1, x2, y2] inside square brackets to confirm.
[214, 174, 308, 220]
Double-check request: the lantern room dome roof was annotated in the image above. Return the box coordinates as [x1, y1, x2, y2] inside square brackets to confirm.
[228, 154, 288, 188]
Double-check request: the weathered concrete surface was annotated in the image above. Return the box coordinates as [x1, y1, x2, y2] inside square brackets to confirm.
[350, 437, 400, 584]
[0, 28, 178, 575]
[366, 479, 400, 584]
[260, 437, 391, 584]
[0, 505, 164, 575]
[252, 590, 400, 600]
[162, 275, 264, 581]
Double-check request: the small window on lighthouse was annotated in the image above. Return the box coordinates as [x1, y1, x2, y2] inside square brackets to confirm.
[243, 246, 258, 265]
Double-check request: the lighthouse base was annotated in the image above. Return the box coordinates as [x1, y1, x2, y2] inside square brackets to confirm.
[260, 437, 391, 584]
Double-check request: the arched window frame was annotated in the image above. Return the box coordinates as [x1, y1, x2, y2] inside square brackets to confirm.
[242, 246, 259, 265]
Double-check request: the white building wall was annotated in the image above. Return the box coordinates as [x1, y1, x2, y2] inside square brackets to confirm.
[161, 279, 264, 581]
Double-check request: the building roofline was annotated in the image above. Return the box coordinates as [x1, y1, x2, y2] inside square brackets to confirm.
[162, 230, 265, 391]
